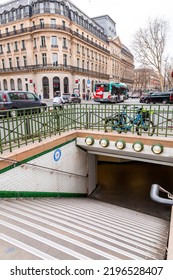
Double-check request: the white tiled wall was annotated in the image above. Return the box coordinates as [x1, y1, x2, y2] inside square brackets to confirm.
[0, 141, 88, 195]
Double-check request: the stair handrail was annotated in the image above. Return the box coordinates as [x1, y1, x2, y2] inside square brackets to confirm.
[150, 184, 173, 205]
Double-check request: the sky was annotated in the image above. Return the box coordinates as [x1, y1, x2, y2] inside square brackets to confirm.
[0, 0, 173, 58]
[70, 0, 173, 57]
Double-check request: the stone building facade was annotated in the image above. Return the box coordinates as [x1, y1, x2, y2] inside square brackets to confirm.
[133, 68, 160, 92]
[0, 0, 134, 99]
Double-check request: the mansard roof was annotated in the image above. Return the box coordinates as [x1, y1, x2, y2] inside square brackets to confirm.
[0, 0, 31, 12]
[0, 0, 104, 33]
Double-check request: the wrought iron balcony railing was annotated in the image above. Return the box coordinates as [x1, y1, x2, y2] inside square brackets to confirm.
[0, 64, 109, 79]
[0, 24, 110, 55]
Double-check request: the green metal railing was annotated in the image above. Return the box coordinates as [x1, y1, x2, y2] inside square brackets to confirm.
[0, 103, 173, 154]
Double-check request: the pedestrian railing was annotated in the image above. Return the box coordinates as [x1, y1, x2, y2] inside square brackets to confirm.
[0, 103, 173, 153]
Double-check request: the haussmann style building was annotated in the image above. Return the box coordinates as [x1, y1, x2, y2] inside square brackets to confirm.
[0, 0, 134, 99]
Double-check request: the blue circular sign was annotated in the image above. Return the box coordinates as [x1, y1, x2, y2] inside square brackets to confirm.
[53, 148, 62, 161]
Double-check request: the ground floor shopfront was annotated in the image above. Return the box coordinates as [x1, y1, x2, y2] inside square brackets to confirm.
[0, 71, 108, 99]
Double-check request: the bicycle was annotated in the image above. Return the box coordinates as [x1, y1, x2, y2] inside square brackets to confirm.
[105, 105, 155, 136]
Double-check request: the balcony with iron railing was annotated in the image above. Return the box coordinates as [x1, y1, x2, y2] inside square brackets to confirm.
[0, 63, 109, 79]
[0, 24, 110, 55]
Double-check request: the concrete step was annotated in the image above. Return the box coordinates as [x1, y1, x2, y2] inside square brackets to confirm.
[0, 198, 169, 260]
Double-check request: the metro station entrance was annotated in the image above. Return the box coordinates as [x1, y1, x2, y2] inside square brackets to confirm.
[91, 157, 172, 221]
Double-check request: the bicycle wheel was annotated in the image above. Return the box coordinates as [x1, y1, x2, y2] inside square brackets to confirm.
[136, 120, 155, 136]
[105, 114, 126, 132]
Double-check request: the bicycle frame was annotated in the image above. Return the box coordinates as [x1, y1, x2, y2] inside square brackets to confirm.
[114, 108, 146, 132]
[105, 105, 155, 136]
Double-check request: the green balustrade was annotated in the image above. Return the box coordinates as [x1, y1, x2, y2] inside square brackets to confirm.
[0, 103, 173, 153]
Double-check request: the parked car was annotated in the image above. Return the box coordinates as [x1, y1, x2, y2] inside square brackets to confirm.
[0, 90, 47, 117]
[62, 93, 81, 104]
[140, 91, 173, 104]
[139, 92, 153, 103]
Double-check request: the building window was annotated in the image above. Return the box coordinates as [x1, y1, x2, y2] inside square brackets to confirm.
[52, 53, 58, 66]
[33, 21, 35, 29]
[77, 58, 80, 68]
[35, 54, 38, 65]
[62, 20, 65, 29]
[17, 78, 22, 90]
[51, 18, 56, 28]
[16, 57, 20, 68]
[40, 3, 44, 13]
[87, 61, 89, 70]
[91, 62, 93, 71]
[63, 54, 67, 66]
[51, 36, 57, 47]
[60, 3, 65, 15]
[5, 14, 9, 23]
[64, 77, 69, 93]
[7, 43, 11, 52]
[82, 46, 85, 55]
[9, 58, 12, 69]
[3, 79, 8, 90]
[42, 53, 47, 65]
[53, 77, 60, 94]
[77, 44, 80, 53]
[14, 41, 18, 51]
[42, 77, 49, 98]
[2, 59, 5, 69]
[10, 79, 15, 90]
[21, 40, 25, 50]
[6, 28, 9, 34]
[40, 19, 44, 28]
[33, 38, 37, 48]
[13, 11, 16, 21]
[62, 37, 67, 48]
[82, 60, 84, 69]
[50, 2, 55, 13]
[41, 36, 46, 47]
[23, 56, 27, 67]
[20, 8, 24, 19]
[0, 44, 3, 54]
[91, 50, 94, 59]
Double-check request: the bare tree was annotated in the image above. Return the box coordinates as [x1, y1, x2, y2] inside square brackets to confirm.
[166, 59, 173, 89]
[132, 17, 169, 90]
